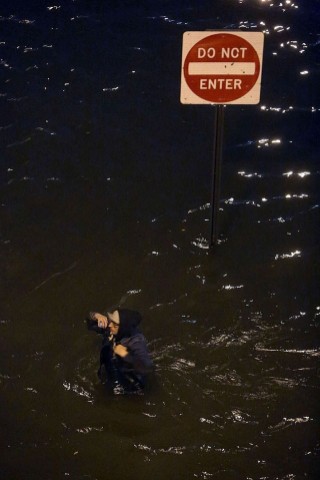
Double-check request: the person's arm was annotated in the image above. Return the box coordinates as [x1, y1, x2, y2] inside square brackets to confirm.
[91, 312, 108, 329]
[116, 335, 153, 374]
[113, 344, 128, 357]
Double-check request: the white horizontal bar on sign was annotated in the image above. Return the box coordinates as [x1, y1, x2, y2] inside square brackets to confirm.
[188, 62, 256, 76]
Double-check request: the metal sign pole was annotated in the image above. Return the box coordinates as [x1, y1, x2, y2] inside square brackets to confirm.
[210, 104, 224, 247]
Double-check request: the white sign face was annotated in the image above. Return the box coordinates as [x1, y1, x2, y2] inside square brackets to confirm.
[180, 31, 264, 105]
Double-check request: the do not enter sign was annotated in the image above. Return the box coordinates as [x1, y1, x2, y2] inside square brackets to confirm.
[181, 31, 264, 105]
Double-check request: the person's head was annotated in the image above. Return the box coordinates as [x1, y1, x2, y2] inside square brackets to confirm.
[106, 310, 120, 336]
[108, 308, 142, 339]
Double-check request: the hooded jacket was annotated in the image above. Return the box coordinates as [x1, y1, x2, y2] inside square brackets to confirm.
[114, 309, 153, 375]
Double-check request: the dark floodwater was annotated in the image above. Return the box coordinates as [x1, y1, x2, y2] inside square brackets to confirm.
[1, 1, 319, 479]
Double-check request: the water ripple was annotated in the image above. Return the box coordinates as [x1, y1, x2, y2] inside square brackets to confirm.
[76, 426, 104, 434]
[268, 416, 313, 432]
[62, 381, 93, 403]
[274, 249, 301, 260]
[0, 15, 35, 25]
[256, 346, 320, 357]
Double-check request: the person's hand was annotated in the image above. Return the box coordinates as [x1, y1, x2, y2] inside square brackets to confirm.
[93, 313, 108, 329]
[113, 344, 128, 358]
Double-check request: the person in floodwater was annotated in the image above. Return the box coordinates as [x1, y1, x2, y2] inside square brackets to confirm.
[87, 309, 153, 395]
